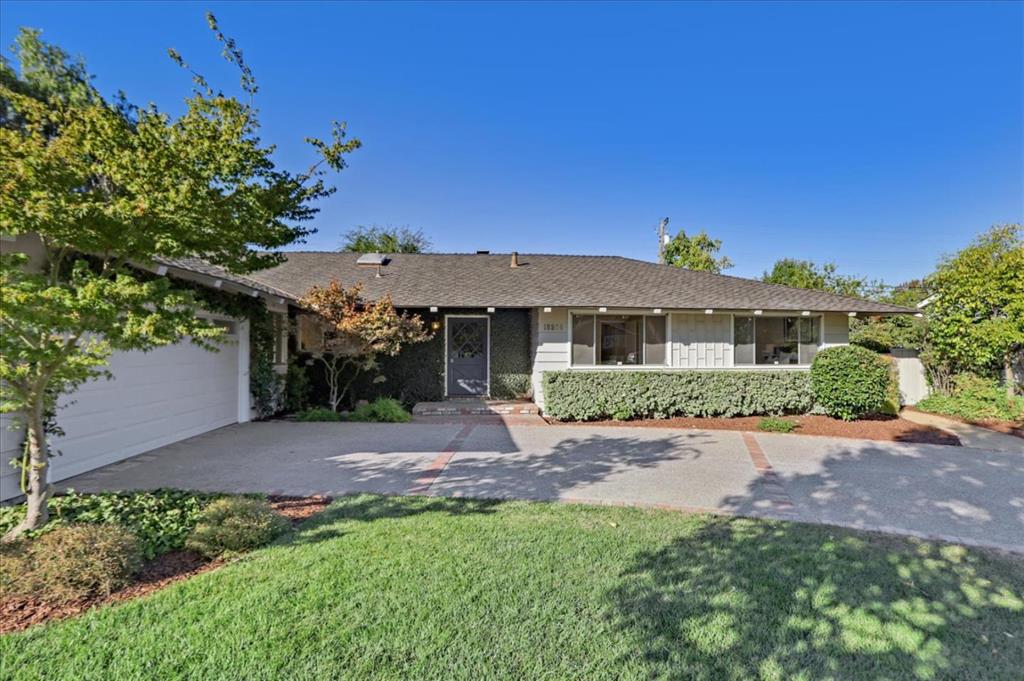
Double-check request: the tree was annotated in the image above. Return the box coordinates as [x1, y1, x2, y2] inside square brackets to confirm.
[299, 281, 430, 411]
[926, 224, 1023, 399]
[662, 229, 732, 273]
[762, 259, 880, 299]
[850, 280, 929, 352]
[340, 225, 431, 253]
[0, 18, 360, 538]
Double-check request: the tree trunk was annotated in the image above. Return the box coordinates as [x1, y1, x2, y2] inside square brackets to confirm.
[2, 406, 53, 542]
[1006, 352, 1018, 401]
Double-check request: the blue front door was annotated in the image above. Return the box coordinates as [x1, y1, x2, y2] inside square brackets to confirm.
[447, 317, 488, 396]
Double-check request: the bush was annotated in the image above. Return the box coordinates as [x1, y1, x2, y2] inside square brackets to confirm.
[810, 345, 891, 420]
[542, 371, 814, 421]
[296, 407, 342, 422]
[0, 489, 221, 560]
[917, 373, 1024, 423]
[185, 498, 290, 558]
[0, 524, 142, 603]
[758, 417, 797, 433]
[347, 397, 412, 423]
[284, 361, 312, 413]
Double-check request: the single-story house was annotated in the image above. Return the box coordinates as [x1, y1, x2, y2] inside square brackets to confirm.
[246, 251, 915, 407]
[0, 242, 914, 500]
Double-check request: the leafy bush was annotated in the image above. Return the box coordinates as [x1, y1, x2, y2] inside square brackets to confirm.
[348, 397, 412, 423]
[0, 490, 221, 560]
[296, 407, 342, 422]
[917, 373, 1024, 423]
[542, 371, 814, 421]
[0, 524, 142, 602]
[810, 345, 891, 421]
[758, 417, 797, 433]
[284, 361, 312, 413]
[185, 498, 290, 558]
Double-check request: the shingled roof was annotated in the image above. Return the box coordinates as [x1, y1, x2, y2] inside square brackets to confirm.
[238, 252, 915, 314]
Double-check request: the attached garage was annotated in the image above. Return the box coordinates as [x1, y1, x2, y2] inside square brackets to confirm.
[1, 318, 250, 500]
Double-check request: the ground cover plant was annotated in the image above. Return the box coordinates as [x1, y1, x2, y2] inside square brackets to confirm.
[346, 397, 412, 423]
[757, 416, 797, 433]
[2, 495, 1021, 680]
[917, 374, 1024, 424]
[295, 407, 343, 422]
[0, 490, 222, 559]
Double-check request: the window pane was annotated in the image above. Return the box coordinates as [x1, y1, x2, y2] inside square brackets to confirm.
[571, 314, 595, 365]
[734, 316, 754, 365]
[598, 316, 642, 365]
[756, 317, 799, 365]
[799, 316, 821, 364]
[644, 316, 666, 365]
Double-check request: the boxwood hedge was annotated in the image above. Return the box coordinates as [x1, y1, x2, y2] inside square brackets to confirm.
[542, 370, 814, 421]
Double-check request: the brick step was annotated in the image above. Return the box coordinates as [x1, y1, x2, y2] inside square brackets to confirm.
[412, 401, 539, 416]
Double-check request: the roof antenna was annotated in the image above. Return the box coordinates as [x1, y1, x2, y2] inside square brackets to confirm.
[657, 217, 670, 264]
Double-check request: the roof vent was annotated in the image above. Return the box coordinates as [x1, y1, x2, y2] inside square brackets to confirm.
[356, 252, 390, 266]
[476, 250, 490, 255]
[510, 252, 520, 268]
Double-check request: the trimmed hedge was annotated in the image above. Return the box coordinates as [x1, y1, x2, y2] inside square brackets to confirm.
[810, 345, 891, 420]
[542, 370, 814, 421]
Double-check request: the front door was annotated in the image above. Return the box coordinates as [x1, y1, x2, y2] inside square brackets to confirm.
[447, 317, 488, 396]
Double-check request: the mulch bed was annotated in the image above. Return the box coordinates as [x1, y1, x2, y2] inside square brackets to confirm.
[550, 414, 961, 446]
[904, 407, 1024, 440]
[0, 495, 331, 635]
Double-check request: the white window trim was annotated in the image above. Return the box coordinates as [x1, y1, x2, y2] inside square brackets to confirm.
[443, 314, 491, 397]
[567, 309, 669, 368]
[732, 312, 823, 368]
[563, 308, 824, 371]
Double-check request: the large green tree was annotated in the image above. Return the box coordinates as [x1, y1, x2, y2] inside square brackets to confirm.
[662, 229, 732, 273]
[849, 280, 929, 352]
[340, 225, 431, 253]
[762, 259, 881, 299]
[0, 18, 360, 538]
[926, 224, 1023, 398]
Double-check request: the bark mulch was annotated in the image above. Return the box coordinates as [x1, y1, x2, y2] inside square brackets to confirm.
[0, 495, 331, 635]
[551, 414, 960, 446]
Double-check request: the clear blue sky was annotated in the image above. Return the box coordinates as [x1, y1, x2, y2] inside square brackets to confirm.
[2, 1, 1021, 283]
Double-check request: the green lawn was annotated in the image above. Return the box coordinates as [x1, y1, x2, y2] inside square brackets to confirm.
[3, 495, 1022, 680]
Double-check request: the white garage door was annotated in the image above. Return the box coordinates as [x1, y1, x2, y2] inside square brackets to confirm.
[1, 323, 246, 500]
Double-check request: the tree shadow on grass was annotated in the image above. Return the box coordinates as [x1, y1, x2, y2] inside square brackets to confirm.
[286, 493, 505, 546]
[606, 517, 1024, 680]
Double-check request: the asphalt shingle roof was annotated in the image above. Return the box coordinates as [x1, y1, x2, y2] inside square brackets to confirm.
[238, 252, 915, 314]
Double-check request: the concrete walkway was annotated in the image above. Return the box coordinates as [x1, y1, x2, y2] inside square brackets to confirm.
[59, 420, 1024, 554]
[900, 409, 1024, 453]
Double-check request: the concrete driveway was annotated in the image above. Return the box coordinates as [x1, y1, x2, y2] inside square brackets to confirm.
[59, 420, 1024, 553]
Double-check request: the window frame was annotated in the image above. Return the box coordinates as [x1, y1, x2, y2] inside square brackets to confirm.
[568, 311, 669, 368]
[732, 313, 823, 367]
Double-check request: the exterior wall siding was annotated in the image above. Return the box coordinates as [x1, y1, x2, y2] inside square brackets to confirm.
[670, 313, 733, 369]
[531, 308, 571, 408]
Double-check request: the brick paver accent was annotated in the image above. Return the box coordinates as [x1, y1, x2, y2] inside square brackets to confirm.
[741, 432, 798, 519]
[407, 423, 476, 495]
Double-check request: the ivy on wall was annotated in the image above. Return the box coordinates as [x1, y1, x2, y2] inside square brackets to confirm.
[299, 308, 533, 407]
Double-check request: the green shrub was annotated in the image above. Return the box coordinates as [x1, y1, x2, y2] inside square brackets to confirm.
[296, 407, 342, 422]
[0, 524, 142, 603]
[348, 397, 412, 423]
[917, 373, 1024, 422]
[810, 345, 891, 421]
[542, 371, 814, 421]
[758, 417, 797, 433]
[879, 356, 901, 416]
[284, 361, 312, 413]
[0, 489, 221, 560]
[185, 498, 290, 558]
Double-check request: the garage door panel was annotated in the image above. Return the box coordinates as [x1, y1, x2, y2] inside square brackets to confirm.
[2, 334, 242, 499]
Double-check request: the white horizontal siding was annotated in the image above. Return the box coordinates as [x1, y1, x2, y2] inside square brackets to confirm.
[530, 308, 570, 409]
[822, 312, 850, 347]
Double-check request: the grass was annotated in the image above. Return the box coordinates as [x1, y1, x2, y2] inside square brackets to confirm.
[2, 495, 1022, 680]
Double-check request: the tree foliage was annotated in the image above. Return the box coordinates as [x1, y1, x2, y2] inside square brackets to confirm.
[662, 229, 732, 273]
[925, 224, 1023, 396]
[762, 259, 880, 299]
[299, 281, 431, 411]
[0, 19, 359, 537]
[849, 280, 928, 352]
[340, 225, 431, 253]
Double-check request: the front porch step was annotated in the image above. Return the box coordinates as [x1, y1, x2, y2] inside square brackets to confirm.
[412, 400, 539, 416]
